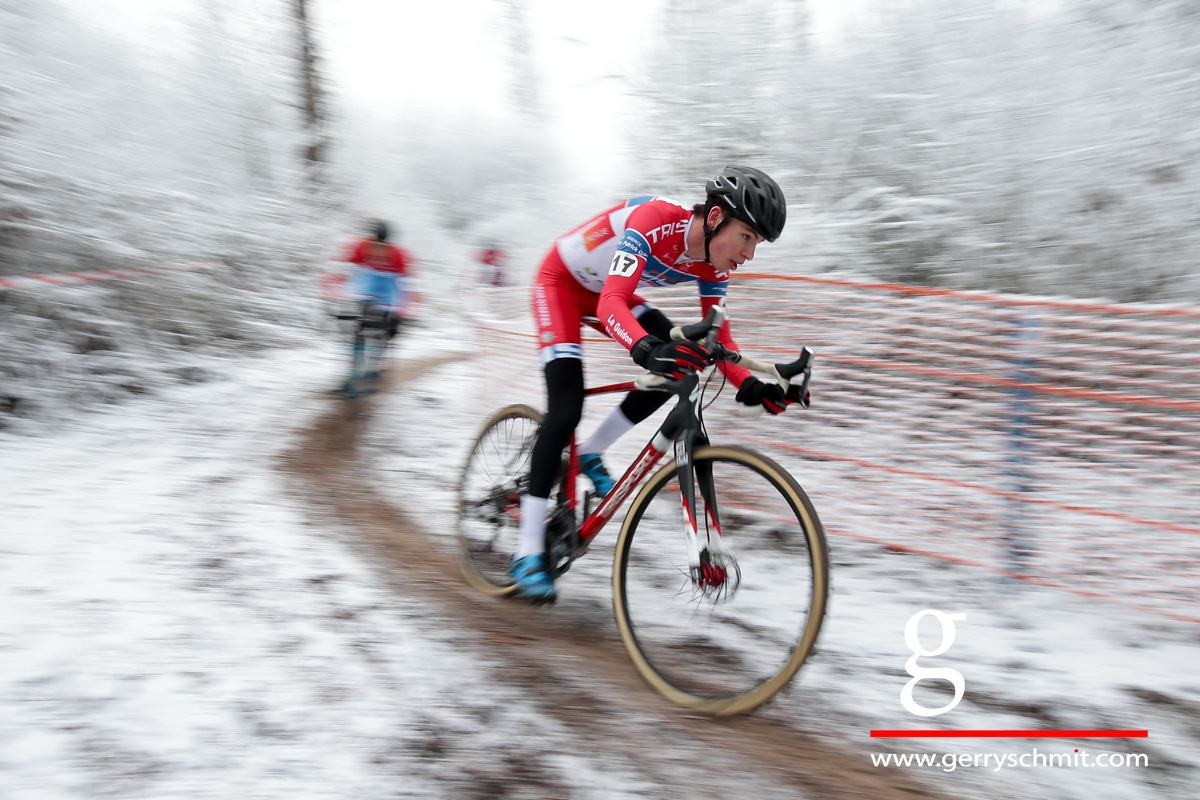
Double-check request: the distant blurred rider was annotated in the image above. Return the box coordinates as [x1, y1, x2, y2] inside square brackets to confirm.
[342, 220, 415, 336]
[477, 243, 509, 287]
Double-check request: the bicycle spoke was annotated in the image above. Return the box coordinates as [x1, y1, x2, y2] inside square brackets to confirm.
[456, 406, 547, 594]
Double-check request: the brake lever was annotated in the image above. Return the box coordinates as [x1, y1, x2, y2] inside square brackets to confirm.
[733, 347, 814, 417]
[671, 305, 726, 344]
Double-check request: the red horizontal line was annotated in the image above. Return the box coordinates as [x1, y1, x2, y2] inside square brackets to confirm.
[829, 352, 1200, 412]
[870, 730, 1148, 738]
[0, 263, 221, 288]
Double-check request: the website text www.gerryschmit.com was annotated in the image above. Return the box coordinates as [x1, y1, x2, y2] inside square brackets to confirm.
[872, 749, 1149, 773]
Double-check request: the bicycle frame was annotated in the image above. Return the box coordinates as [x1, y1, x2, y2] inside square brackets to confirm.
[547, 315, 812, 576]
[336, 300, 401, 394]
[563, 371, 721, 577]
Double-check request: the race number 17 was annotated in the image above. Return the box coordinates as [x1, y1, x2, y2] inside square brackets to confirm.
[609, 252, 639, 277]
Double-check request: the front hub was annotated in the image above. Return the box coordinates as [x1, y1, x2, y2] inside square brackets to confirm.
[693, 551, 741, 600]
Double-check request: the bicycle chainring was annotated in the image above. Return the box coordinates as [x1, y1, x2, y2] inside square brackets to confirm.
[544, 504, 581, 579]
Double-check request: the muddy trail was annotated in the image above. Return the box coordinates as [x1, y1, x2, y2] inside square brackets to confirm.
[281, 355, 964, 800]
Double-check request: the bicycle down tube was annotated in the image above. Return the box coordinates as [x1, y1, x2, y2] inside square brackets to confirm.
[577, 372, 709, 572]
[571, 304, 811, 565]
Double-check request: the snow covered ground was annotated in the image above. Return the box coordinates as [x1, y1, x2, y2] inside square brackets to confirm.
[0, 339, 688, 799]
[2, 320, 1197, 799]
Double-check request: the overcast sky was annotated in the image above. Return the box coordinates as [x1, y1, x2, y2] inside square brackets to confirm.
[65, 0, 861, 189]
[310, 0, 862, 187]
[312, 0, 672, 188]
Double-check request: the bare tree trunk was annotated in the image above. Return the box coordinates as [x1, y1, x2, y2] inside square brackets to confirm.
[496, 0, 545, 125]
[292, 0, 327, 180]
[789, 0, 809, 56]
[0, 80, 32, 267]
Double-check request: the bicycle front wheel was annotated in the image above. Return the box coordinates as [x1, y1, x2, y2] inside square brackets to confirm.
[456, 405, 543, 596]
[612, 445, 829, 716]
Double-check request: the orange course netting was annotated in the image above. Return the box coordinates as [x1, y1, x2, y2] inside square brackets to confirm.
[466, 275, 1200, 624]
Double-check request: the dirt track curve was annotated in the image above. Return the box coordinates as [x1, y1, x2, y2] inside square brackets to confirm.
[281, 355, 965, 800]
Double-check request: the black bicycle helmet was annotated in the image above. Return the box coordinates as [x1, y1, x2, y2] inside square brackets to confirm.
[372, 220, 389, 242]
[704, 166, 787, 243]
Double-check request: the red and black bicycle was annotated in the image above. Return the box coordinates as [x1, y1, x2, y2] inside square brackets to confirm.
[455, 308, 829, 715]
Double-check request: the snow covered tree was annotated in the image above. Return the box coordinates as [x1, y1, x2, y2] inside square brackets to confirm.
[633, 0, 1200, 301]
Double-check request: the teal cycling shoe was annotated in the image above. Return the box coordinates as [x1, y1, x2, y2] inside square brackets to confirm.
[579, 453, 615, 498]
[509, 554, 557, 603]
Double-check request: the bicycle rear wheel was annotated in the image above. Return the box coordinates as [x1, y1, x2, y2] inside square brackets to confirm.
[456, 405, 543, 595]
[359, 307, 392, 385]
[343, 303, 389, 398]
[612, 445, 829, 715]
[344, 331, 369, 399]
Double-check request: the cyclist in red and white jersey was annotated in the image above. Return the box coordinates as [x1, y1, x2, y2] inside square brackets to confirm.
[513, 166, 798, 602]
[341, 220, 416, 336]
[345, 220, 413, 275]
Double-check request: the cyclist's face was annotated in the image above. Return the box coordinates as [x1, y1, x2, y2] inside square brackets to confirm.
[709, 216, 764, 272]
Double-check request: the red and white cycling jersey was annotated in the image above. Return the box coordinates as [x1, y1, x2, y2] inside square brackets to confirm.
[555, 196, 727, 294]
[534, 195, 749, 385]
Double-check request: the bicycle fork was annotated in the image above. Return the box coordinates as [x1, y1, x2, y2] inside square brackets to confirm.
[670, 376, 730, 591]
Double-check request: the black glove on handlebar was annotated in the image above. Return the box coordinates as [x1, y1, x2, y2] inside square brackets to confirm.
[736, 376, 789, 414]
[786, 383, 812, 409]
[631, 335, 710, 378]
